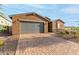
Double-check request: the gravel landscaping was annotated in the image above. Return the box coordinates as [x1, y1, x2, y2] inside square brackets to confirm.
[0, 36, 18, 55]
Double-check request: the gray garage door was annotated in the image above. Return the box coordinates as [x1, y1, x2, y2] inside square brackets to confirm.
[20, 22, 44, 34]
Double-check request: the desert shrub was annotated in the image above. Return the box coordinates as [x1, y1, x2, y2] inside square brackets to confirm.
[57, 31, 67, 37]
[64, 31, 79, 39]
[59, 31, 66, 35]
[57, 31, 65, 37]
[74, 32, 79, 39]
[62, 34, 69, 40]
[71, 31, 76, 34]
[57, 30, 74, 40]
[0, 39, 4, 48]
[65, 30, 70, 34]
[58, 30, 70, 36]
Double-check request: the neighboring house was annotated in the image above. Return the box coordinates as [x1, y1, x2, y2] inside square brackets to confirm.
[10, 12, 64, 39]
[0, 5, 12, 33]
[0, 13, 12, 32]
[0, 7, 12, 27]
[0, 15, 12, 26]
[0, 11, 12, 34]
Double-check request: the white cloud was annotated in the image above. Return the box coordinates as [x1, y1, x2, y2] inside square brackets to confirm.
[28, 4, 44, 9]
[61, 6, 79, 14]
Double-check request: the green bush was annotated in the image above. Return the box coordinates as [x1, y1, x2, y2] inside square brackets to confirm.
[0, 25, 9, 33]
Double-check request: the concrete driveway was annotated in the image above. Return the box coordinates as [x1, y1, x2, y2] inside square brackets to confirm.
[16, 33, 79, 55]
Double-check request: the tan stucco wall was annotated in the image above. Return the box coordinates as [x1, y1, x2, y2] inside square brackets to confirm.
[56, 21, 64, 29]
[52, 21, 57, 32]
[12, 17, 20, 39]
[44, 22, 48, 33]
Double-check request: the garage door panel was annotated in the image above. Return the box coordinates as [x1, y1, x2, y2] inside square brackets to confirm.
[20, 22, 44, 34]
[39, 23, 44, 33]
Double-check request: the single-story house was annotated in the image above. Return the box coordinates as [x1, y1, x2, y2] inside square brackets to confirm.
[10, 12, 64, 39]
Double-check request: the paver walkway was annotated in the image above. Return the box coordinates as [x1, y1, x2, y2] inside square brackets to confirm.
[15, 33, 79, 55]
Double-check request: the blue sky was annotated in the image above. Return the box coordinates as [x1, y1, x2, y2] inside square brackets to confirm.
[2, 4, 79, 27]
